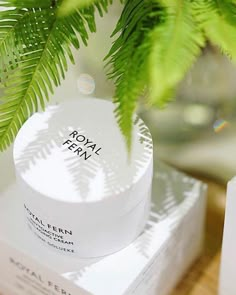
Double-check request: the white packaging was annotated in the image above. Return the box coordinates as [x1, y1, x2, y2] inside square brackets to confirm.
[0, 160, 207, 295]
[13, 98, 153, 258]
[220, 178, 236, 295]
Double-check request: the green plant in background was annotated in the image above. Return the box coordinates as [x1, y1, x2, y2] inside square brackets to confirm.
[0, 0, 236, 151]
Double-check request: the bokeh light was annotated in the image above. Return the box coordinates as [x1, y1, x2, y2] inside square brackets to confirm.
[213, 119, 229, 133]
[77, 73, 95, 95]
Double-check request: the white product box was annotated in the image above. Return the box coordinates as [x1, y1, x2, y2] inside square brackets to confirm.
[0, 156, 207, 295]
[220, 178, 236, 295]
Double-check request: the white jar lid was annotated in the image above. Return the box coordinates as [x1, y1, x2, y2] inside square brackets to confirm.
[14, 98, 153, 215]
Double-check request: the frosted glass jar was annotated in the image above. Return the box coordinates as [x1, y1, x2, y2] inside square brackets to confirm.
[13, 98, 153, 257]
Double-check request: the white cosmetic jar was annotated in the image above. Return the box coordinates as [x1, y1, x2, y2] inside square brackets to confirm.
[13, 98, 153, 257]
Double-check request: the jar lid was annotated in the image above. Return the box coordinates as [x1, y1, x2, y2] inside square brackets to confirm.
[14, 98, 153, 208]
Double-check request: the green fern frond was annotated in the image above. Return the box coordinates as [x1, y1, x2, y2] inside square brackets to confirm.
[58, 0, 112, 16]
[216, 0, 236, 26]
[0, 0, 53, 8]
[0, 9, 28, 83]
[0, 2, 109, 151]
[193, 0, 236, 61]
[149, 0, 205, 107]
[58, 0, 97, 16]
[105, 0, 161, 150]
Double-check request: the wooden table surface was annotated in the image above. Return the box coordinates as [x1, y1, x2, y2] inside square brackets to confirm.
[171, 177, 226, 295]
